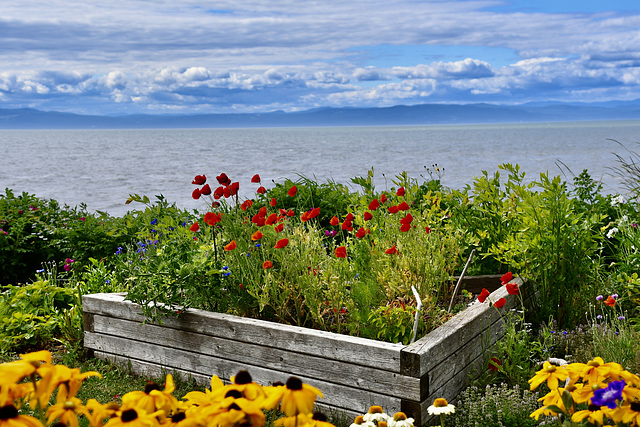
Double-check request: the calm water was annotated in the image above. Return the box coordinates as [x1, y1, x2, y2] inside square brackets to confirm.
[2, 121, 639, 217]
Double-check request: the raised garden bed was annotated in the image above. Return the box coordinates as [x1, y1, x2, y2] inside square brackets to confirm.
[83, 276, 528, 425]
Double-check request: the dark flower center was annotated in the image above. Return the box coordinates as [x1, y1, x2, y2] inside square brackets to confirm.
[172, 412, 187, 422]
[0, 405, 18, 420]
[632, 402, 640, 412]
[313, 412, 327, 422]
[144, 382, 162, 394]
[225, 390, 243, 399]
[286, 377, 303, 391]
[229, 403, 242, 411]
[588, 404, 601, 412]
[122, 409, 139, 422]
[234, 370, 252, 385]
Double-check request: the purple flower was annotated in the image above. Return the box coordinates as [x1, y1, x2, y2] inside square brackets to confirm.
[597, 315, 603, 320]
[633, 223, 638, 228]
[612, 293, 618, 299]
[591, 380, 625, 409]
[596, 295, 604, 301]
[619, 316, 626, 320]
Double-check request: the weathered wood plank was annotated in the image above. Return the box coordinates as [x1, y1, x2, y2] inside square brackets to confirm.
[88, 335, 402, 415]
[402, 278, 527, 377]
[89, 315, 421, 400]
[83, 293, 402, 371]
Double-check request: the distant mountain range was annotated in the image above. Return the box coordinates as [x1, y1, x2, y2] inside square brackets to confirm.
[2, 101, 640, 129]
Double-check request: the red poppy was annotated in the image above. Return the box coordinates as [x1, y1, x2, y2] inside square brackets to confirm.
[200, 184, 212, 195]
[335, 246, 347, 258]
[258, 206, 268, 216]
[189, 222, 200, 232]
[308, 207, 320, 219]
[274, 223, 284, 233]
[192, 188, 201, 200]
[287, 186, 297, 197]
[241, 200, 254, 211]
[257, 186, 267, 194]
[478, 288, 490, 303]
[345, 213, 354, 222]
[380, 193, 387, 203]
[251, 174, 261, 183]
[263, 260, 273, 269]
[300, 211, 310, 222]
[330, 216, 339, 226]
[398, 201, 410, 211]
[385, 245, 398, 255]
[396, 187, 406, 197]
[229, 182, 240, 196]
[223, 187, 231, 198]
[287, 209, 295, 217]
[224, 240, 237, 251]
[213, 186, 224, 199]
[216, 173, 231, 186]
[425, 226, 431, 234]
[604, 295, 616, 307]
[270, 198, 277, 207]
[212, 201, 220, 208]
[252, 214, 265, 227]
[355, 227, 367, 239]
[506, 283, 519, 295]
[369, 199, 380, 210]
[275, 238, 289, 248]
[400, 213, 413, 224]
[493, 298, 506, 308]
[265, 213, 278, 225]
[488, 357, 501, 372]
[501, 272, 513, 284]
[400, 223, 411, 232]
[204, 212, 222, 226]
[251, 231, 264, 241]
[341, 220, 353, 231]
[279, 208, 288, 215]
[364, 212, 373, 221]
[192, 174, 206, 185]
[388, 205, 399, 214]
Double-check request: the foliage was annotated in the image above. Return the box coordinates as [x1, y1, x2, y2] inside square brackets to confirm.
[450, 383, 541, 427]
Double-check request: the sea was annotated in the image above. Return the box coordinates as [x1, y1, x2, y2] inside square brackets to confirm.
[2, 120, 640, 217]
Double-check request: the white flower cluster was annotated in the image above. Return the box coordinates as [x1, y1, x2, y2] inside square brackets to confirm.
[350, 406, 415, 427]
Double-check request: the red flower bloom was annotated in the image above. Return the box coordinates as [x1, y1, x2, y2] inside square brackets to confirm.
[493, 298, 506, 308]
[258, 206, 268, 216]
[270, 198, 277, 207]
[400, 223, 411, 232]
[212, 201, 220, 208]
[287, 209, 295, 217]
[506, 283, 519, 295]
[213, 186, 224, 199]
[223, 187, 231, 198]
[605, 295, 616, 307]
[341, 220, 353, 231]
[275, 238, 289, 249]
[265, 213, 278, 225]
[398, 201, 410, 211]
[425, 226, 431, 234]
[263, 260, 273, 269]
[308, 207, 320, 219]
[488, 357, 501, 372]
[241, 200, 254, 211]
[189, 222, 199, 232]
[369, 199, 380, 210]
[380, 193, 387, 203]
[192, 188, 201, 200]
[287, 186, 297, 197]
[251, 174, 261, 183]
[229, 182, 240, 196]
[385, 245, 398, 255]
[396, 187, 406, 197]
[501, 272, 513, 285]
[364, 212, 373, 221]
[345, 213, 354, 222]
[355, 227, 367, 239]
[200, 184, 212, 196]
[192, 174, 206, 185]
[330, 216, 339, 226]
[400, 213, 413, 224]
[274, 223, 284, 233]
[252, 214, 265, 227]
[251, 231, 264, 241]
[388, 205, 399, 214]
[216, 173, 231, 186]
[335, 246, 347, 258]
[224, 240, 237, 251]
[204, 212, 222, 226]
[257, 186, 267, 194]
[478, 288, 490, 303]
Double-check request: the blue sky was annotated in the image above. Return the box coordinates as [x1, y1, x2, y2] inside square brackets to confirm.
[1, 0, 639, 115]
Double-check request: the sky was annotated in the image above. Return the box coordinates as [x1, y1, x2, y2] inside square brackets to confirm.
[1, 0, 640, 115]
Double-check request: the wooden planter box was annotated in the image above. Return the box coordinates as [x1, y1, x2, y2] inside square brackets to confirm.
[83, 277, 527, 426]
